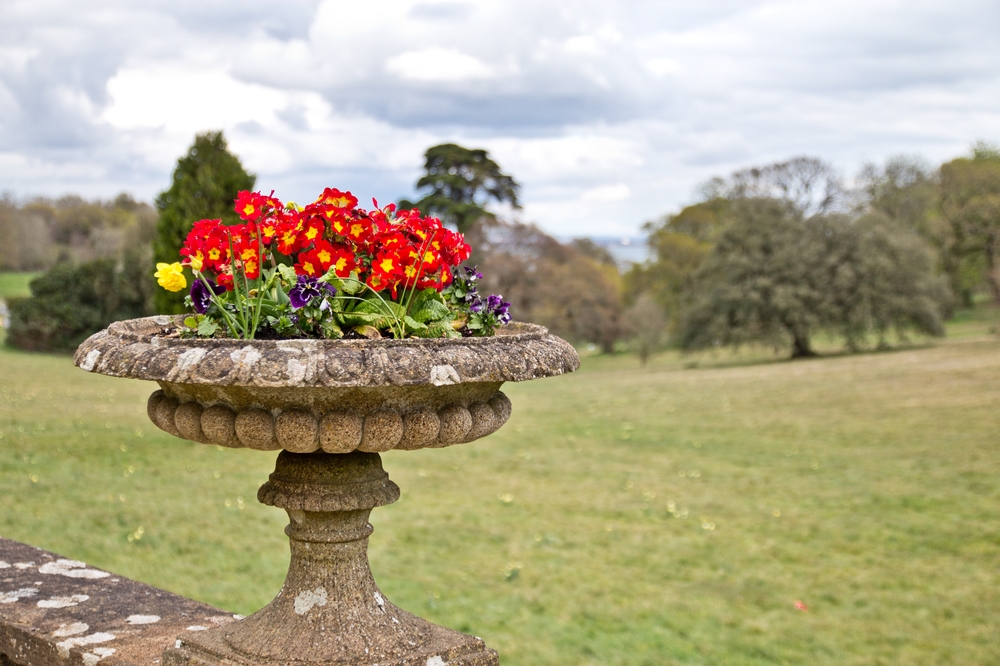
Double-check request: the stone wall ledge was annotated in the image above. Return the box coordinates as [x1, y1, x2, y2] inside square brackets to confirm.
[0, 537, 234, 666]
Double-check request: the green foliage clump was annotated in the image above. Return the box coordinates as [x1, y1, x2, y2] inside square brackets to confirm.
[399, 143, 520, 234]
[624, 198, 729, 319]
[154, 131, 255, 313]
[6, 250, 156, 352]
[938, 148, 1000, 306]
[680, 199, 949, 357]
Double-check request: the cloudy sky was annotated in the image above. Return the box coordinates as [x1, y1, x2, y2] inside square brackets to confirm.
[1, 1, 998, 236]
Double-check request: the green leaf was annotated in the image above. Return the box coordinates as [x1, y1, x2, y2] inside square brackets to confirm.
[334, 311, 384, 327]
[409, 289, 451, 323]
[276, 264, 297, 285]
[336, 273, 366, 296]
[403, 316, 428, 332]
[320, 321, 343, 339]
[197, 317, 219, 337]
[424, 322, 460, 339]
[183, 316, 198, 329]
[363, 296, 404, 314]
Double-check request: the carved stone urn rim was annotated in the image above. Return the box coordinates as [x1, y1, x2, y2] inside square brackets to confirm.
[73, 315, 580, 389]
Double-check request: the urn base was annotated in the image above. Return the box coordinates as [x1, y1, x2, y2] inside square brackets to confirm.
[163, 623, 498, 666]
[162, 451, 498, 666]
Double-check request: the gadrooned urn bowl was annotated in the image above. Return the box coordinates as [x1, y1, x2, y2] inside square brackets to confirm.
[74, 316, 581, 453]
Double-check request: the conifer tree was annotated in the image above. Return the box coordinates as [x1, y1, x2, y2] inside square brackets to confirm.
[153, 131, 255, 313]
[399, 143, 519, 234]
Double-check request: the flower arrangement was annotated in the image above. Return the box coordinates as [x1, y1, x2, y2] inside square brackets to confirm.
[155, 188, 510, 340]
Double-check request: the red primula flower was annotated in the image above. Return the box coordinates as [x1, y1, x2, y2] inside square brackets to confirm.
[378, 231, 407, 252]
[236, 242, 261, 280]
[181, 244, 207, 272]
[258, 218, 279, 245]
[328, 244, 357, 278]
[294, 250, 322, 278]
[235, 191, 266, 221]
[316, 188, 358, 211]
[204, 228, 234, 271]
[275, 221, 302, 256]
[263, 191, 283, 211]
[438, 229, 471, 265]
[371, 249, 403, 278]
[217, 269, 235, 291]
[300, 218, 325, 248]
[345, 215, 372, 246]
[327, 211, 349, 237]
[311, 240, 336, 272]
[365, 270, 393, 293]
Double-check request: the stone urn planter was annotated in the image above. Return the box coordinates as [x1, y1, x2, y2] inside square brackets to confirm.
[74, 315, 579, 666]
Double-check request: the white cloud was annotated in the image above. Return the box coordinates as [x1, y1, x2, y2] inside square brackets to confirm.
[645, 58, 680, 76]
[385, 47, 493, 82]
[102, 66, 288, 132]
[581, 183, 631, 203]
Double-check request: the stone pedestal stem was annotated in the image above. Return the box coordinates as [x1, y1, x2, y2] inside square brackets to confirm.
[163, 451, 497, 666]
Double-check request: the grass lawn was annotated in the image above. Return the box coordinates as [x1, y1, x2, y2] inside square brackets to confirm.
[1, 324, 999, 665]
[0, 272, 38, 300]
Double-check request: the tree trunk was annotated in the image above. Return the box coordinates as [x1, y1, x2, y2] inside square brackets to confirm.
[790, 332, 816, 359]
[984, 232, 1000, 306]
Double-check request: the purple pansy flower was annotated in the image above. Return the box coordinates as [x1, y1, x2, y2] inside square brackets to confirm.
[485, 294, 512, 324]
[190, 279, 225, 314]
[289, 275, 336, 310]
[469, 293, 511, 324]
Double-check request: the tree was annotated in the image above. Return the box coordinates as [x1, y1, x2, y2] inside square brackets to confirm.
[6, 248, 156, 352]
[153, 131, 255, 313]
[475, 221, 623, 352]
[701, 156, 846, 217]
[939, 146, 1000, 305]
[681, 199, 947, 358]
[399, 143, 520, 234]
[681, 199, 822, 357]
[624, 293, 665, 366]
[857, 156, 937, 233]
[814, 212, 949, 349]
[623, 199, 728, 326]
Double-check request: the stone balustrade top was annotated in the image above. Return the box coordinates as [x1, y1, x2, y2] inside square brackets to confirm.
[0, 537, 233, 666]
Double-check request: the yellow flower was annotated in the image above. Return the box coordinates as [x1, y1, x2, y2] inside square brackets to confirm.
[155, 262, 187, 292]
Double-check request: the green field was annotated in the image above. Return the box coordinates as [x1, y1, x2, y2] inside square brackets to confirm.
[2, 324, 999, 665]
[0, 272, 38, 300]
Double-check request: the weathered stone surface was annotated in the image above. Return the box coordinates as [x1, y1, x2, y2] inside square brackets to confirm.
[0, 537, 234, 666]
[358, 411, 404, 453]
[273, 410, 319, 453]
[199, 405, 239, 448]
[234, 409, 279, 451]
[173, 402, 207, 444]
[74, 317, 579, 388]
[397, 408, 440, 450]
[465, 401, 498, 442]
[436, 405, 473, 446]
[318, 411, 363, 454]
[165, 452, 498, 666]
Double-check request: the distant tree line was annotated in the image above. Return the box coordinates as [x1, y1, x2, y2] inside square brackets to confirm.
[627, 147, 1000, 359]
